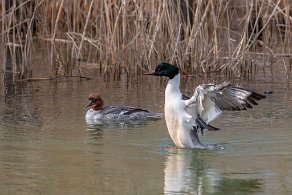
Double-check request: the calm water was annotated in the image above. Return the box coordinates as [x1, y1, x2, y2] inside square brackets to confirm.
[0, 75, 292, 194]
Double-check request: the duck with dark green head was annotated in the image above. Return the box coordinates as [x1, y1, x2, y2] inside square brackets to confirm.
[144, 62, 266, 148]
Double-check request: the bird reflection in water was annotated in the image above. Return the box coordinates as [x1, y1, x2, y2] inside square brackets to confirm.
[163, 149, 262, 194]
[86, 117, 160, 130]
[85, 118, 160, 144]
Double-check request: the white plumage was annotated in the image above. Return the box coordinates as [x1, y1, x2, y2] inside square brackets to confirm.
[144, 62, 265, 148]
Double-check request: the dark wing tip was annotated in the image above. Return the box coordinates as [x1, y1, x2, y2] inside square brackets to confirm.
[196, 116, 220, 131]
[182, 93, 190, 100]
[123, 107, 149, 115]
[224, 85, 266, 110]
[250, 91, 266, 100]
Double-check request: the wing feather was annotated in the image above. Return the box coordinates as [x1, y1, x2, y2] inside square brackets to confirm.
[186, 82, 266, 125]
[102, 105, 149, 115]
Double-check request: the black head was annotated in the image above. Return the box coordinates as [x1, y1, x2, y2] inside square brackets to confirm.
[143, 62, 179, 79]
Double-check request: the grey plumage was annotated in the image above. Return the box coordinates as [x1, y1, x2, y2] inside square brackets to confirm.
[187, 82, 266, 133]
[203, 82, 265, 111]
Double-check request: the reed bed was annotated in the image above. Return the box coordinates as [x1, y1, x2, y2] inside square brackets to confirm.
[1, 0, 292, 81]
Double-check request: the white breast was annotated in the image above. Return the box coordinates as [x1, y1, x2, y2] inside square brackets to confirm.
[164, 76, 196, 148]
[85, 109, 102, 120]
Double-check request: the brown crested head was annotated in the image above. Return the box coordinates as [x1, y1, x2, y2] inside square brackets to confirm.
[86, 92, 104, 111]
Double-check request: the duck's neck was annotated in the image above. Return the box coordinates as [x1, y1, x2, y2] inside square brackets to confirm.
[165, 74, 181, 97]
[92, 104, 103, 111]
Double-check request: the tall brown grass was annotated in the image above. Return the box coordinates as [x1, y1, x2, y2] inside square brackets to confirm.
[1, 0, 292, 81]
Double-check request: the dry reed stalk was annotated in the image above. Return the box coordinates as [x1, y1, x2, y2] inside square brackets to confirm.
[76, 0, 94, 76]
[1, 0, 292, 81]
[147, 0, 165, 67]
[51, 0, 63, 41]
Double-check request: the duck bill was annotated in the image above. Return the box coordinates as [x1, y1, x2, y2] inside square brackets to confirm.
[86, 101, 93, 108]
[143, 72, 158, 76]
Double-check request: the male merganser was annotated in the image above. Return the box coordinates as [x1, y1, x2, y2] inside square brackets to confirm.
[86, 92, 161, 121]
[144, 62, 266, 148]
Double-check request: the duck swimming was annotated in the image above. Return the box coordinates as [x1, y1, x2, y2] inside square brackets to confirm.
[144, 62, 266, 149]
[86, 92, 161, 121]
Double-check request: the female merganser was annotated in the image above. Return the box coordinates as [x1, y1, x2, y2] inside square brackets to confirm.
[144, 62, 265, 149]
[86, 92, 161, 121]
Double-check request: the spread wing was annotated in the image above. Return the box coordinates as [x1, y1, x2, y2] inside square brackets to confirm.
[186, 82, 266, 130]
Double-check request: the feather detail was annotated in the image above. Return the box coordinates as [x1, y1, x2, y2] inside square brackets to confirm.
[186, 82, 265, 131]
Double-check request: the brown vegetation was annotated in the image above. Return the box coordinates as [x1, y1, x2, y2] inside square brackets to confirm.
[1, 0, 292, 82]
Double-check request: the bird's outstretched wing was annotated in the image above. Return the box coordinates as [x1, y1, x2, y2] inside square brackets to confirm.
[186, 82, 266, 127]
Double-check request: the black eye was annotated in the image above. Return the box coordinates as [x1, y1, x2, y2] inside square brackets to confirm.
[89, 98, 97, 103]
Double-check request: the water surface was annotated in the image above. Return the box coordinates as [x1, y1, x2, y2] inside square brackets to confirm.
[0, 76, 292, 194]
